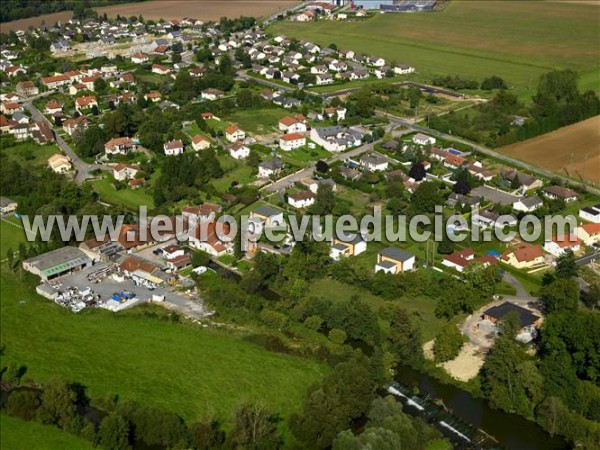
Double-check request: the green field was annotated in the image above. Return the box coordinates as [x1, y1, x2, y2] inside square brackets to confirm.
[0, 414, 94, 450]
[268, 1, 600, 98]
[0, 218, 27, 259]
[0, 271, 326, 422]
[0, 139, 60, 167]
[90, 176, 155, 210]
[225, 108, 290, 134]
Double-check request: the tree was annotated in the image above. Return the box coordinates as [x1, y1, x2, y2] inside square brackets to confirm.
[189, 419, 225, 450]
[76, 125, 106, 158]
[316, 160, 329, 174]
[230, 403, 280, 450]
[433, 324, 465, 362]
[481, 75, 507, 90]
[541, 278, 579, 313]
[481, 334, 543, 416]
[333, 428, 401, 450]
[36, 379, 78, 429]
[410, 182, 442, 214]
[98, 413, 131, 450]
[388, 306, 423, 367]
[309, 183, 335, 215]
[93, 77, 107, 93]
[408, 162, 426, 181]
[452, 168, 472, 195]
[290, 354, 379, 449]
[555, 249, 577, 279]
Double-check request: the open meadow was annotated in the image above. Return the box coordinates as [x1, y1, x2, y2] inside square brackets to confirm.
[1, 0, 297, 32]
[268, 0, 600, 98]
[0, 271, 326, 422]
[497, 115, 600, 185]
[0, 414, 94, 450]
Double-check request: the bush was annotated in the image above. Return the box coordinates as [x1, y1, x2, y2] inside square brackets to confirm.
[329, 328, 347, 345]
[433, 324, 465, 362]
[259, 309, 289, 330]
[6, 390, 40, 420]
[304, 315, 324, 332]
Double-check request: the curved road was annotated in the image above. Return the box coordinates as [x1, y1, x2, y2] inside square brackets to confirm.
[19, 98, 111, 185]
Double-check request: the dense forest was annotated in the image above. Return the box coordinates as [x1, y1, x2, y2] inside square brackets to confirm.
[1, 0, 147, 23]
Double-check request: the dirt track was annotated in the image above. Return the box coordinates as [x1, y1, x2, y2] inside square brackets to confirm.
[497, 115, 600, 185]
[1, 0, 297, 32]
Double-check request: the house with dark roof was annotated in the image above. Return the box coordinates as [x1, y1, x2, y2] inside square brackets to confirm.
[482, 302, 541, 343]
[374, 247, 415, 274]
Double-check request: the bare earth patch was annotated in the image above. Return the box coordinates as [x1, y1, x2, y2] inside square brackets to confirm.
[2, 0, 297, 32]
[440, 343, 486, 383]
[497, 115, 600, 185]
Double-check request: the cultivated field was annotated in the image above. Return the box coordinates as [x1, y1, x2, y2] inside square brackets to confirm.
[268, 1, 600, 98]
[1, 0, 297, 32]
[0, 271, 326, 422]
[497, 115, 600, 184]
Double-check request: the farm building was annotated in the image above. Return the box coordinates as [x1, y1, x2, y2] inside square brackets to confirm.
[23, 247, 93, 282]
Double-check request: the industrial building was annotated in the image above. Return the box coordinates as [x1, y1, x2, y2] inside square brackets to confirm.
[22, 247, 93, 281]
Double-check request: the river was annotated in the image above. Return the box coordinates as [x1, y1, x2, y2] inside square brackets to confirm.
[394, 366, 568, 450]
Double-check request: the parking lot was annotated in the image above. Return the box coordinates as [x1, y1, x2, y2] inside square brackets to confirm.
[52, 262, 209, 318]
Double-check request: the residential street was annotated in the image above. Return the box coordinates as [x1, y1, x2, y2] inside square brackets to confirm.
[20, 99, 111, 184]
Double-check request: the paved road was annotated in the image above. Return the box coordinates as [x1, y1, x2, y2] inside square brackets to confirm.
[20, 99, 111, 184]
[379, 111, 600, 196]
[576, 250, 600, 266]
[502, 271, 531, 299]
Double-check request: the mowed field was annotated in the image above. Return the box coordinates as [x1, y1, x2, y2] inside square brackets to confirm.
[0, 271, 326, 422]
[497, 115, 600, 184]
[268, 1, 600, 98]
[1, 0, 297, 32]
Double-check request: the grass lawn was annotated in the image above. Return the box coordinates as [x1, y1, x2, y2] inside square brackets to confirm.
[268, 1, 600, 98]
[212, 160, 255, 194]
[0, 139, 61, 167]
[0, 414, 94, 450]
[0, 271, 326, 422]
[90, 177, 155, 210]
[225, 108, 290, 134]
[0, 218, 28, 259]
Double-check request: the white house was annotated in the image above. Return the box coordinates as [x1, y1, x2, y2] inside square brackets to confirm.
[330, 234, 367, 261]
[278, 115, 307, 133]
[229, 143, 250, 160]
[394, 64, 415, 75]
[412, 133, 436, 146]
[579, 204, 600, 223]
[191, 135, 211, 151]
[360, 153, 388, 172]
[316, 73, 334, 85]
[225, 124, 245, 143]
[163, 140, 184, 156]
[258, 159, 284, 178]
[543, 235, 581, 257]
[201, 88, 224, 100]
[105, 137, 136, 156]
[280, 133, 306, 151]
[113, 163, 140, 181]
[48, 154, 72, 174]
[577, 223, 600, 246]
[131, 53, 149, 64]
[513, 196, 543, 213]
[288, 190, 316, 209]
